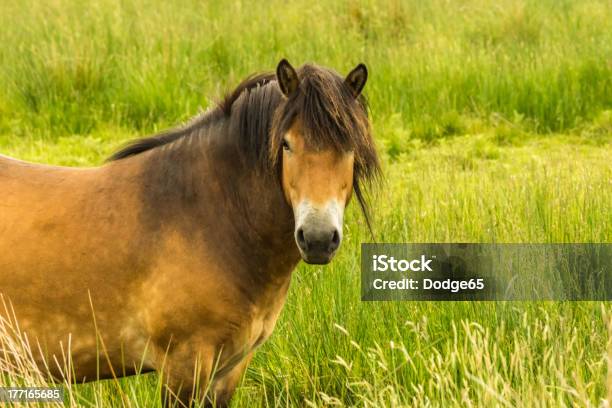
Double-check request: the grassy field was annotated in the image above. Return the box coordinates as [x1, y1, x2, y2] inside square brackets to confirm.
[0, 0, 611, 406]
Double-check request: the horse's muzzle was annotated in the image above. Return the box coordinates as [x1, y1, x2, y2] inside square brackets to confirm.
[293, 200, 344, 264]
[295, 224, 341, 264]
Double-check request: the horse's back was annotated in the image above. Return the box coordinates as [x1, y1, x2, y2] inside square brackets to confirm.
[0, 153, 105, 242]
[0, 153, 154, 379]
[0, 152, 147, 290]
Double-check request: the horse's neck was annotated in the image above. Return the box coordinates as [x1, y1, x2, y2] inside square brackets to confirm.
[201, 141, 301, 285]
[141, 129, 300, 281]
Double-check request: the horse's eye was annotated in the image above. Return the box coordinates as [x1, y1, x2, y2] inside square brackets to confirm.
[282, 139, 290, 151]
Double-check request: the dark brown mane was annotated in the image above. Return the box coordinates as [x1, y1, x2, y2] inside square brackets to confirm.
[218, 73, 276, 115]
[107, 73, 278, 162]
[108, 63, 380, 230]
[106, 113, 218, 161]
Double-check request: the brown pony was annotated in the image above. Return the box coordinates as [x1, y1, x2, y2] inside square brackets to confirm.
[0, 59, 379, 406]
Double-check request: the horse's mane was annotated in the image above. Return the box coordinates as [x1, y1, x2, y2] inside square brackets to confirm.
[107, 73, 276, 162]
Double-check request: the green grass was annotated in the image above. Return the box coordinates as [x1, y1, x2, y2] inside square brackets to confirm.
[0, 0, 611, 406]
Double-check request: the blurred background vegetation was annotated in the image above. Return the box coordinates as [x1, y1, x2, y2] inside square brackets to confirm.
[0, 0, 610, 151]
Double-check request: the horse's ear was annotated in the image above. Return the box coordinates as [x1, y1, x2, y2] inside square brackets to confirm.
[345, 63, 368, 97]
[276, 59, 299, 97]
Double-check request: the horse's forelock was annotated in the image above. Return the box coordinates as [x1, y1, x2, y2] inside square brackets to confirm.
[269, 65, 379, 175]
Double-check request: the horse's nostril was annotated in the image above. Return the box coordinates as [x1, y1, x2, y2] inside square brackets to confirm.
[329, 229, 340, 251]
[296, 228, 307, 251]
